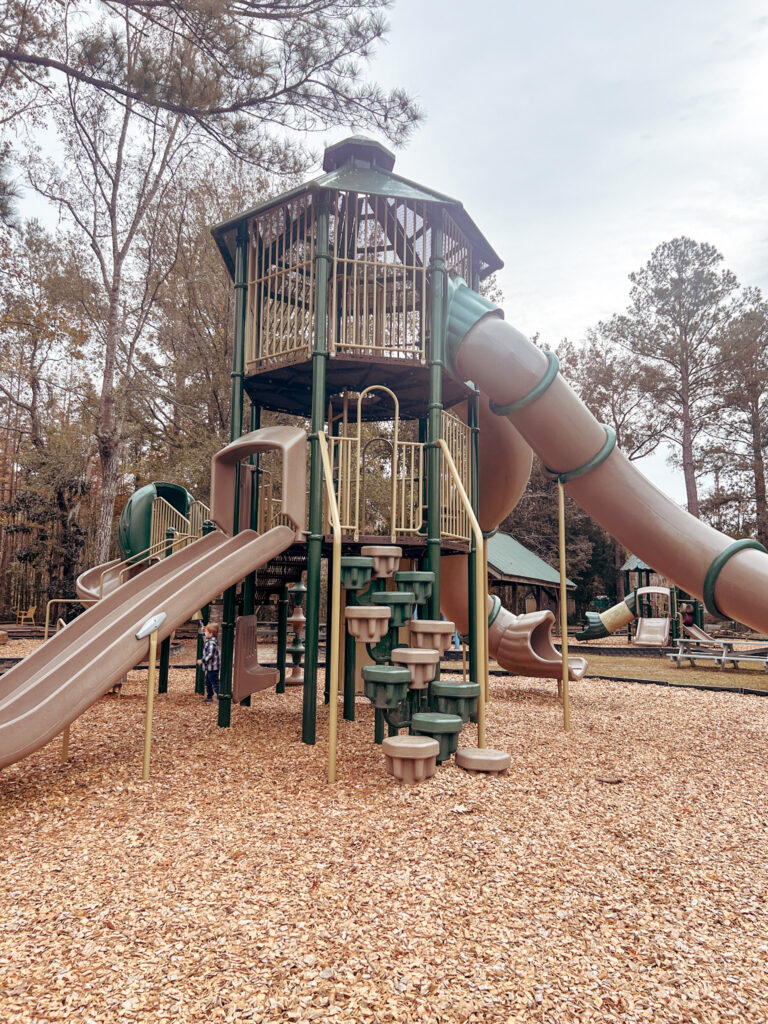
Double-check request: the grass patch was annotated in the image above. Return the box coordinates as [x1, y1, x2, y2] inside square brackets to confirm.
[584, 652, 768, 692]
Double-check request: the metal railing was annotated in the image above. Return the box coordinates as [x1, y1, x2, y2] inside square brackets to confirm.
[189, 500, 211, 538]
[149, 497, 192, 552]
[440, 410, 472, 541]
[44, 598, 97, 640]
[98, 532, 192, 598]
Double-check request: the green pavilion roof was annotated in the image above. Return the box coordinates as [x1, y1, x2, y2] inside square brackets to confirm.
[487, 532, 575, 589]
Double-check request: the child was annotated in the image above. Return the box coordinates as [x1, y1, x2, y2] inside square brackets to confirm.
[197, 623, 221, 702]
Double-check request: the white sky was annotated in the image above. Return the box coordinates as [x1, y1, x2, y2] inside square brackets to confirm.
[327, 0, 768, 501]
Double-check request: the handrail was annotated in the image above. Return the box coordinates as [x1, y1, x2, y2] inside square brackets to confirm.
[98, 532, 193, 598]
[44, 598, 97, 641]
[437, 439, 487, 748]
[316, 431, 342, 783]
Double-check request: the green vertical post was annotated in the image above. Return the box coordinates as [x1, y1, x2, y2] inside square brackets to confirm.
[157, 527, 174, 694]
[276, 585, 289, 694]
[219, 223, 248, 729]
[468, 390, 480, 685]
[302, 195, 330, 745]
[426, 216, 445, 620]
[194, 519, 215, 695]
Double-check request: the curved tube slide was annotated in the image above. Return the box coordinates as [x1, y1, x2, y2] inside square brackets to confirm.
[440, 395, 586, 682]
[450, 304, 768, 637]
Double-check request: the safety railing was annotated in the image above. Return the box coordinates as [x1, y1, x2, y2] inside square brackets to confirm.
[150, 497, 192, 552]
[437, 438, 487, 748]
[440, 411, 471, 541]
[44, 598, 97, 640]
[316, 432, 342, 784]
[98, 531, 192, 598]
[189, 500, 211, 539]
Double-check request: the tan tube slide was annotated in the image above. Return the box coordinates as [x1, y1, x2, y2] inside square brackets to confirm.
[452, 311, 768, 636]
[0, 525, 295, 770]
[440, 396, 586, 681]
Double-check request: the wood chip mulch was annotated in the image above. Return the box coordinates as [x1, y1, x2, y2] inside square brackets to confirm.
[1, 639, 767, 1023]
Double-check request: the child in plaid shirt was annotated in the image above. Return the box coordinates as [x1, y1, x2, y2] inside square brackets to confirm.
[197, 623, 220, 702]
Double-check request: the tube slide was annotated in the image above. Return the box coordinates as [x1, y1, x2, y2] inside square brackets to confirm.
[440, 394, 586, 681]
[445, 282, 768, 638]
[0, 526, 295, 770]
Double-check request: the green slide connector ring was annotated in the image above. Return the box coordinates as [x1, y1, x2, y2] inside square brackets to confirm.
[489, 351, 560, 417]
[544, 425, 617, 484]
[487, 593, 503, 628]
[702, 539, 767, 617]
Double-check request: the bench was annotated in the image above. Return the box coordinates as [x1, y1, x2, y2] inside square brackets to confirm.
[666, 639, 768, 672]
[232, 615, 278, 703]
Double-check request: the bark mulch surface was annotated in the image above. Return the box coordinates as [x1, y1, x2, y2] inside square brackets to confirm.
[1, 640, 767, 1023]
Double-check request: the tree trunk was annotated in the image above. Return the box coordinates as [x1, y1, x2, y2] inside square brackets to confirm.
[93, 278, 123, 564]
[680, 394, 699, 517]
[750, 405, 768, 547]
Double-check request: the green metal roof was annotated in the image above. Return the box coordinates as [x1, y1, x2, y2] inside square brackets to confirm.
[210, 136, 503, 279]
[620, 554, 654, 572]
[487, 532, 575, 589]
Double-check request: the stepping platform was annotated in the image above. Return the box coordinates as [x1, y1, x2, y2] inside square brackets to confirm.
[361, 545, 402, 578]
[411, 711, 463, 764]
[382, 736, 440, 785]
[391, 647, 440, 689]
[455, 748, 511, 775]
[345, 605, 391, 643]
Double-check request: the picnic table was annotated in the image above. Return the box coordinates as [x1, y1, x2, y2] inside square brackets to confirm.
[666, 638, 768, 671]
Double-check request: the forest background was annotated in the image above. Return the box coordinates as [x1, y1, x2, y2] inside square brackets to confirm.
[0, 1, 766, 621]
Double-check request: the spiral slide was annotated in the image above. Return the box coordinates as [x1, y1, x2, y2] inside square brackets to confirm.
[442, 281, 768, 642]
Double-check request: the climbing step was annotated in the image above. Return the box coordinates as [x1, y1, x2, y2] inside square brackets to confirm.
[411, 711, 464, 764]
[390, 647, 440, 689]
[375, 590, 416, 628]
[361, 664, 412, 709]
[455, 748, 511, 775]
[344, 605, 391, 643]
[382, 736, 440, 784]
[360, 545, 402, 578]
[430, 681, 481, 722]
[409, 620, 455, 655]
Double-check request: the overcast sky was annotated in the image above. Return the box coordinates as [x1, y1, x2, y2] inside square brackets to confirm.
[325, 0, 768, 499]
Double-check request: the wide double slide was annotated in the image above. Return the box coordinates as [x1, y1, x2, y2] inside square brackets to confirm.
[0, 425, 308, 771]
[0, 526, 295, 770]
[445, 284, 768, 639]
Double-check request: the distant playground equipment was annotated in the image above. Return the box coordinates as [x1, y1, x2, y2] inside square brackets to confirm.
[577, 583, 709, 646]
[3, 136, 768, 784]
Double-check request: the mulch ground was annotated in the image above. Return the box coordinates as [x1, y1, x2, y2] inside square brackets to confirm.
[1, 639, 767, 1023]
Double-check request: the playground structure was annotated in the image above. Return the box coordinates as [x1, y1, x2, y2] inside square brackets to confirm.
[3, 136, 768, 779]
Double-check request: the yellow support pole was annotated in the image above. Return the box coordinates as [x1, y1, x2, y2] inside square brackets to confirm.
[143, 629, 159, 781]
[558, 481, 571, 732]
[60, 725, 70, 763]
[317, 433, 342, 783]
[438, 440, 486, 748]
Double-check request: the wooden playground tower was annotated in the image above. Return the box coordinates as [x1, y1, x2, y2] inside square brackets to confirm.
[211, 137, 503, 744]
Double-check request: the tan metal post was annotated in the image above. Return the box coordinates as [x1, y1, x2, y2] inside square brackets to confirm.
[558, 482, 571, 732]
[61, 725, 70, 763]
[143, 630, 159, 781]
[437, 440, 486, 748]
[317, 433, 342, 783]
[136, 612, 166, 781]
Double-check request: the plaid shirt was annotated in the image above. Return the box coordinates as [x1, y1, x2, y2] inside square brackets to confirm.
[201, 636, 220, 673]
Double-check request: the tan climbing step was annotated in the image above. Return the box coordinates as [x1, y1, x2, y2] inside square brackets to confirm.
[455, 747, 511, 775]
[360, 545, 402, 578]
[382, 735, 440, 784]
[390, 647, 440, 689]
